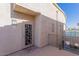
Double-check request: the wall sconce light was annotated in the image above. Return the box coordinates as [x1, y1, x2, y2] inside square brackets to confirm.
[11, 19, 17, 26]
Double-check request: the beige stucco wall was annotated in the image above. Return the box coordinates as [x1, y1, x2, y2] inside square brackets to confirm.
[16, 3, 66, 47]
[16, 3, 66, 23]
[0, 3, 11, 55]
[0, 3, 11, 27]
[0, 3, 66, 55]
[0, 3, 35, 55]
[35, 14, 64, 47]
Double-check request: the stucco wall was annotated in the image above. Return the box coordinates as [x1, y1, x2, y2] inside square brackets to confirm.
[0, 3, 11, 55]
[34, 15, 42, 47]
[0, 3, 66, 55]
[0, 4, 11, 27]
[16, 3, 65, 23]
[34, 14, 64, 47]
[15, 3, 66, 47]
[0, 4, 35, 55]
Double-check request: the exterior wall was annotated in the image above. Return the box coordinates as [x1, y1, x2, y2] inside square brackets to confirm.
[16, 3, 66, 47]
[35, 14, 64, 47]
[16, 3, 64, 22]
[40, 15, 56, 47]
[0, 3, 11, 55]
[0, 3, 66, 55]
[0, 3, 35, 55]
[34, 15, 42, 47]
[0, 3, 11, 27]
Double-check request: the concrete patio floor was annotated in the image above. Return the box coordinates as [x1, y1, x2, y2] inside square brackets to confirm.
[8, 46, 77, 56]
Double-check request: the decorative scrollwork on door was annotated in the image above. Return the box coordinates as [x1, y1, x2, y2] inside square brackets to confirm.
[25, 24, 32, 45]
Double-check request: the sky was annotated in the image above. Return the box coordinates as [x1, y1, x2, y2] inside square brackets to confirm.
[58, 3, 79, 29]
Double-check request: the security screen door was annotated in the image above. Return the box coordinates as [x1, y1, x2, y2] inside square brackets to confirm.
[25, 24, 32, 45]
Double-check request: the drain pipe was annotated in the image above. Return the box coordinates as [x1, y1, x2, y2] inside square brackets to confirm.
[56, 10, 62, 50]
[56, 10, 59, 48]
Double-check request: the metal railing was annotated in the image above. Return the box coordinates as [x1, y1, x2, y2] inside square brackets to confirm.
[63, 31, 79, 49]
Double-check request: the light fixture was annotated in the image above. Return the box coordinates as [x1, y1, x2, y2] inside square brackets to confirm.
[11, 18, 17, 26]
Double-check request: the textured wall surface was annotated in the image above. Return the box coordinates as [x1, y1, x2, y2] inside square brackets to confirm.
[0, 3, 66, 55]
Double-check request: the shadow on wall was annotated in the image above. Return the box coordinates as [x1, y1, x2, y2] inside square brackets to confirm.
[0, 22, 27, 55]
[37, 14, 65, 48]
